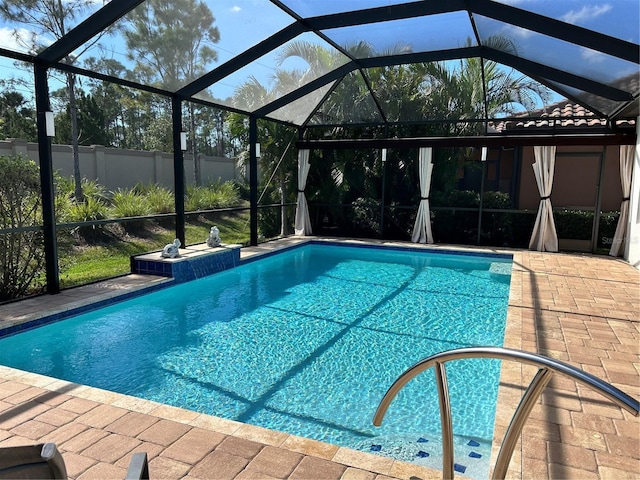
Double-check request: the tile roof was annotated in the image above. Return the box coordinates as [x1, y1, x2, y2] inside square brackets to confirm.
[490, 100, 636, 133]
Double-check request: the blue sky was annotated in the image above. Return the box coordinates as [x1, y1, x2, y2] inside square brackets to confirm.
[0, 0, 637, 111]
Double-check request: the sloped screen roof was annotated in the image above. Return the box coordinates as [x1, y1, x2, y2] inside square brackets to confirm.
[1, 0, 638, 129]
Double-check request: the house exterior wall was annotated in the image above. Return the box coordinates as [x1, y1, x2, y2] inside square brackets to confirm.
[517, 144, 623, 212]
[0, 139, 237, 191]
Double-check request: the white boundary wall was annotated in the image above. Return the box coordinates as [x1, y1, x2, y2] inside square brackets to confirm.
[1, 138, 237, 191]
[625, 118, 640, 269]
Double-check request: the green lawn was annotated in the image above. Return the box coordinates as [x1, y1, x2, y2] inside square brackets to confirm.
[59, 211, 251, 288]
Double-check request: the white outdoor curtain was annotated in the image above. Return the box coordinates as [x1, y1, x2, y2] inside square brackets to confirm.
[529, 146, 558, 252]
[294, 149, 312, 236]
[609, 145, 634, 256]
[411, 147, 434, 243]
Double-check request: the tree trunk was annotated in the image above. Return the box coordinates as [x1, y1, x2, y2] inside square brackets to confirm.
[189, 103, 200, 186]
[67, 71, 83, 202]
[215, 118, 225, 157]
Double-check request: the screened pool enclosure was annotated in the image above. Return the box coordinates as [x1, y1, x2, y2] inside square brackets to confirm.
[0, 0, 638, 300]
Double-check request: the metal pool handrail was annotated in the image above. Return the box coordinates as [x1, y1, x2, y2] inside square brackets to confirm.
[372, 346, 640, 480]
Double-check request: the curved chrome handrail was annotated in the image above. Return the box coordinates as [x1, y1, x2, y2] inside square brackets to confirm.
[372, 346, 639, 480]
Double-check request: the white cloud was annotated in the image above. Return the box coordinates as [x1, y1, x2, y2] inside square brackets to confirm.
[0, 26, 32, 53]
[231, 6, 242, 13]
[503, 24, 534, 40]
[561, 4, 612, 24]
[580, 47, 606, 63]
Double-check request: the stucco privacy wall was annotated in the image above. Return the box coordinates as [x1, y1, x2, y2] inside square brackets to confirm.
[1, 138, 237, 191]
[626, 118, 640, 268]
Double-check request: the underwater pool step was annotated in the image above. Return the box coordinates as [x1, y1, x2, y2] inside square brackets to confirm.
[359, 433, 491, 480]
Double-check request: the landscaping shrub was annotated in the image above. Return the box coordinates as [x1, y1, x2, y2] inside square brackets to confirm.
[137, 183, 174, 214]
[65, 196, 109, 223]
[56, 176, 107, 202]
[482, 191, 512, 209]
[110, 188, 153, 232]
[186, 181, 241, 211]
[351, 197, 381, 237]
[430, 189, 478, 243]
[554, 209, 593, 240]
[185, 186, 210, 211]
[382, 204, 415, 241]
[432, 209, 477, 244]
[598, 211, 619, 249]
[480, 191, 513, 245]
[110, 188, 151, 218]
[214, 180, 242, 207]
[258, 205, 281, 239]
[55, 176, 109, 240]
[431, 189, 479, 208]
[65, 196, 109, 240]
[0, 154, 46, 300]
[508, 212, 537, 247]
[54, 192, 73, 223]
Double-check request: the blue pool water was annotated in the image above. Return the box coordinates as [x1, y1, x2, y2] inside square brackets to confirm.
[0, 244, 512, 478]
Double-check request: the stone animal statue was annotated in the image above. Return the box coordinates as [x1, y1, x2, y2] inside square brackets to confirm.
[207, 226, 221, 247]
[161, 238, 181, 258]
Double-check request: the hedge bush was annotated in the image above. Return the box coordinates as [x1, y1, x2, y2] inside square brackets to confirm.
[0, 154, 46, 300]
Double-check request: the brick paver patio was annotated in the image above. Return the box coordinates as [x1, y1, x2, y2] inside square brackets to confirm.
[0, 240, 638, 479]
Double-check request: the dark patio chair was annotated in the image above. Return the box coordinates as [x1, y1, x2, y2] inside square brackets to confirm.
[0, 443, 149, 480]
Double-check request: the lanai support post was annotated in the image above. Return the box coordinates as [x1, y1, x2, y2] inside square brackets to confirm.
[172, 97, 186, 246]
[249, 116, 258, 246]
[34, 63, 60, 294]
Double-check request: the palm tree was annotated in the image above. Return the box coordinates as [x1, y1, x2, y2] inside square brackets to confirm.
[229, 78, 297, 237]
[232, 36, 552, 236]
[414, 36, 552, 135]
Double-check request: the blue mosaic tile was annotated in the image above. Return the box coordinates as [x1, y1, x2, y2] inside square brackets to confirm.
[469, 451, 482, 459]
[416, 451, 429, 458]
[370, 445, 382, 452]
[0, 280, 174, 339]
[467, 440, 480, 447]
[417, 437, 428, 443]
[150, 248, 242, 283]
[454, 463, 467, 473]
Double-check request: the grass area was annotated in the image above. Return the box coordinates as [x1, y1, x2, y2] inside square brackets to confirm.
[59, 211, 251, 288]
[185, 210, 251, 246]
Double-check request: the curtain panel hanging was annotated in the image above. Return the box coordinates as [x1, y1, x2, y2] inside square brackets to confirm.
[411, 147, 434, 244]
[294, 149, 312, 236]
[609, 145, 634, 257]
[529, 146, 558, 252]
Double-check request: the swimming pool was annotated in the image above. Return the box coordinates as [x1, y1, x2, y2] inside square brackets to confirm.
[0, 243, 512, 478]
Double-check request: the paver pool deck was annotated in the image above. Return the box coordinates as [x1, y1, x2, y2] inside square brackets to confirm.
[0, 238, 638, 479]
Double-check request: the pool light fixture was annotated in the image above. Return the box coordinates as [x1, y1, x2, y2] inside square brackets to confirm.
[381, 148, 387, 163]
[481, 146, 488, 162]
[255, 143, 261, 157]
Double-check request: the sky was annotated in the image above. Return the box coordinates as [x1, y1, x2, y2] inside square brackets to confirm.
[0, 0, 637, 113]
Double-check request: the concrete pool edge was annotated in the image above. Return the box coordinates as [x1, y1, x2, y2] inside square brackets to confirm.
[0, 237, 522, 479]
[0, 364, 449, 479]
